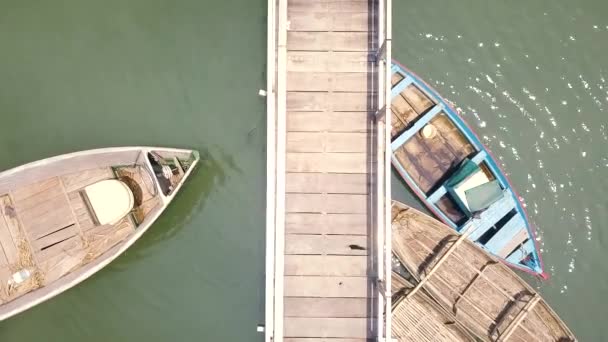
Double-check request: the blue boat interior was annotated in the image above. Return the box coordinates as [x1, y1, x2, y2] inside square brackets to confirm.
[390, 63, 543, 275]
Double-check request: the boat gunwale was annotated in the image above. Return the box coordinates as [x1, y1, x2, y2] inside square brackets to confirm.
[390, 60, 546, 279]
[0, 146, 200, 321]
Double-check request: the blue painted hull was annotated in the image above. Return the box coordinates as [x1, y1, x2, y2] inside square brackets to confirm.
[390, 61, 546, 278]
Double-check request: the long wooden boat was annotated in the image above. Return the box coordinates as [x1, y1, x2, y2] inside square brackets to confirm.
[391, 271, 474, 341]
[390, 61, 545, 277]
[391, 201, 576, 341]
[0, 147, 199, 320]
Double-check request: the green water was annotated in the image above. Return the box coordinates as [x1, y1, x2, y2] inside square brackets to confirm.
[0, 0, 606, 341]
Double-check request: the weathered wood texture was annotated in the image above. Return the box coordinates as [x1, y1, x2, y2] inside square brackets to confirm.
[280, 0, 377, 339]
[391, 202, 576, 342]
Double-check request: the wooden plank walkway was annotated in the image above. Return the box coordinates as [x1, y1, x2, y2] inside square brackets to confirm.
[266, 0, 393, 341]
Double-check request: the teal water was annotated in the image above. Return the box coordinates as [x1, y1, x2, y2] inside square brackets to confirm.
[0, 0, 606, 341]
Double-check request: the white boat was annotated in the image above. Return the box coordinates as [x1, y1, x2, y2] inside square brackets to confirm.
[0, 147, 199, 320]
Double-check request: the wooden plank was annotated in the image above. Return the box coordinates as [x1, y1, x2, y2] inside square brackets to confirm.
[284, 255, 368, 276]
[20, 204, 75, 240]
[391, 105, 443, 151]
[402, 84, 435, 114]
[287, 52, 371, 73]
[485, 215, 526, 254]
[16, 191, 69, 218]
[288, 12, 372, 32]
[61, 167, 114, 192]
[286, 213, 368, 235]
[0, 196, 22, 266]
[285, 234, 368, 255]
[10, 178, 60, 202]
[286, 153, 370, 173]
[284, 275, 369, 298]
[32, 224, 79, 251]
[287, 132, 368, 153]
[287, 73, 370, 92]
[287, 112, 370, 132]
[287, 32, 370, 52]
[36, 235, 82, 265]
[288, 92, 371, 112]
[286, 173, 368, 194]
[286, 193, 367, 214]
[506, 239, 535, 264]
[11, 183, 64, 212]
[497, 228, 529, 258]
[288, 0, 371, 13]
[0, 212, 18, 265]
[284, 317, 370, 338]
[284, 297, 368, 317]
[466, 191, 515, 241]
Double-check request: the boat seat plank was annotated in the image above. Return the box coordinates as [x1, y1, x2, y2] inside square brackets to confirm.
[391, 105, 443, 151]
[287, 12, 372, 32]
[284, 317, 371, 338]
[497, 228, 529, 258]
[506, 239, 535, 264]
[287, 73, 370, 92]
[401, 84, 435, 114]
[391, 93, 420, 127]
[284, 275, 369, 298]
[484, 215, 526, 255]
[285, 234, 368, 255]
[286, 173, 368, 194]
[390, 76, 414, 99]
[287, 132, 368, 153]
[284, 297, 368, 318]
[287, 32, 370, 52]
[287, 112, 371, 133]
[286, 153, 370, 173]
[286, 193, 367, 214]
[466, 190, 516, 241]
[285, 255, 368, 276]
[285, 213, 368, 235]
[287, 52, 372, 73]
[287, 92, 372, 112]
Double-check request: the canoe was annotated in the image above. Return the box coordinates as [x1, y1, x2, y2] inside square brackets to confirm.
[391, 201, 576, 342]
[0, 147, 199, 320]
[390, 61, 545, 277]
[391, 271, 475, 341]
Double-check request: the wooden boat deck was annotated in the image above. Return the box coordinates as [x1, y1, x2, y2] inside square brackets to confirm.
[391, 76, 476, 196]
[391, 203, 575, 341]
[0, 167, 159, 304]
[266, 0, 393, 340]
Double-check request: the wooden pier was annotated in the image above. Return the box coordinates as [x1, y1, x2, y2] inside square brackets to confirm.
[265, 0, 392, 341]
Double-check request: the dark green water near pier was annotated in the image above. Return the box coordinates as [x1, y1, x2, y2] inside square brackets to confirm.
[0, 0, 606, 340]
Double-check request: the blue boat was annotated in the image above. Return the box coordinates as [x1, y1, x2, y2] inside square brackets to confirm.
[390, 61, 546, 278]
